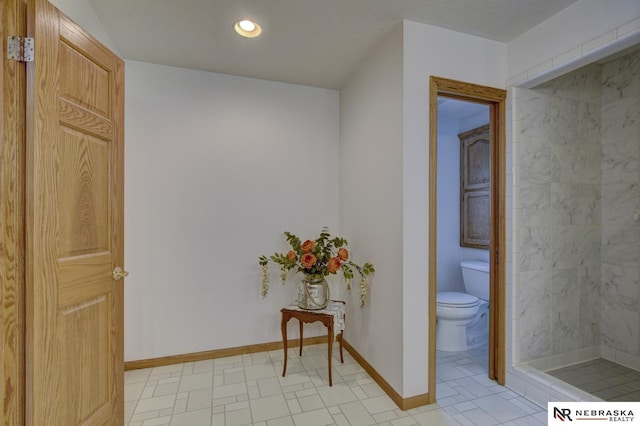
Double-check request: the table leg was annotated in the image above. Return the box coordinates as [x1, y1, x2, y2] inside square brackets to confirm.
[299, 319, 304, 356]
[341, 310, 345, 364]
[328, 322, 333, 386]
[281, 313, 288, 378]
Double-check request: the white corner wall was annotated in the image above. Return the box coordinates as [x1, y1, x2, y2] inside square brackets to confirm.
[339, 24, 405, 394]
[125, 61, 340, 361]
[402, 20, 506, 397]
[341, 19, 507, 399]
[436, 127, 462, 295]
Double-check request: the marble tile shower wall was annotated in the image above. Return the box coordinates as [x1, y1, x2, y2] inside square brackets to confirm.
[600, 49, 640, 358]
[516, 63, 603, 363]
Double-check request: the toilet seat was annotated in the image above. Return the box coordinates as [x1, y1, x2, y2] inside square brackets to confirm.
[437, 291, 478, 308]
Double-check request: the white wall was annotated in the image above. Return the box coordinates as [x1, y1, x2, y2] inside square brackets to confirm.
[341, 20, 506, 399]
[125, 61, 340, 361]
[402, 20, 506, 397]
[340, 24, 405, 394]
[436, 127, 462, 294]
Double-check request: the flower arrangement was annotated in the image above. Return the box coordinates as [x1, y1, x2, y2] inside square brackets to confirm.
[259, 228, 375, 306]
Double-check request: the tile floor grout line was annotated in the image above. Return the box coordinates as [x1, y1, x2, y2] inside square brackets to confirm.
[547, 357, 640, 401]
[125, 342, 551, 425]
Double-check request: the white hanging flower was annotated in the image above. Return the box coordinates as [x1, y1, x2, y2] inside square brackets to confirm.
[280, 265, 288, 283]
[359, 275, 368, 307]
[260, 264, 270, 298]
[345, 276, 352, 291]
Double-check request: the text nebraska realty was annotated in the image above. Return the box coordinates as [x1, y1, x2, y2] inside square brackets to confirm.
[577, 409, 634, 422]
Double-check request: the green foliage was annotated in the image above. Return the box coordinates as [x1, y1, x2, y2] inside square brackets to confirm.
[283, 231, 301, 252]
[363, 262, 375, 275]
[341, 264, 353, 280]
[259, 228, 376, 306]
[259, 227, 374, 279]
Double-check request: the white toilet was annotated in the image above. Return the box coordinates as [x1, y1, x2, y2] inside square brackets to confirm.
[436, 260, 490, 352]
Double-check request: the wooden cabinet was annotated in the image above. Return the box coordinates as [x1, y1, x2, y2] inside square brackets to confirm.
[460, 125, 490, 249]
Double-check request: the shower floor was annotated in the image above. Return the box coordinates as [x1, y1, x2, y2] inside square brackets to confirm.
[547, 358, 640, 401]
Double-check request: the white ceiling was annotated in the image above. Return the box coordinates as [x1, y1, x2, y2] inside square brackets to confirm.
[438, 97, 488, 121]
[89, 0, 580, 90]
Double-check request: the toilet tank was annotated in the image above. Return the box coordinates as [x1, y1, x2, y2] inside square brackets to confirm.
[460, 260, 490, 301]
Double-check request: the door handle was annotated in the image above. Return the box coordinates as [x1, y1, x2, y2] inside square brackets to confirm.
[113, 267, 129, 281]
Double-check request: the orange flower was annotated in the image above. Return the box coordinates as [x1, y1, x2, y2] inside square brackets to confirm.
[286, 250, 297, 262]
[301, 240, 315, 253]
[337, 248, 349, 261]
[301, 253, 317, 269]
[327, 257, 342, 273]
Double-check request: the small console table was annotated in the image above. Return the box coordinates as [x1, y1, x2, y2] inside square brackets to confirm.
[281, 300, 345, 386]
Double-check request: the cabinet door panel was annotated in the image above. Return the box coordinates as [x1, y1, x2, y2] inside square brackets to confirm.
[460, 125, 490, 249]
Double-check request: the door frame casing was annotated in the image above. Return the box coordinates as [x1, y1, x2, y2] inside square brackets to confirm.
[428, 76, 507, 402]
[1, 0, 27, 424]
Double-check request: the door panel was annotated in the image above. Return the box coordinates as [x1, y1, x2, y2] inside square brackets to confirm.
[59, 294, 111, 424]
[59, 126, 110, 257]
[26, 0, 124, 424]
[59, 41, 111, 118]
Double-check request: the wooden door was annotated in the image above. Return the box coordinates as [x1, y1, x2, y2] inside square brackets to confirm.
[25, 0, 125, 424]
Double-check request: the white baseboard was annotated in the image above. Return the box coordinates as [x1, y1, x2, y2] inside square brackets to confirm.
[524, 346, 600, 372]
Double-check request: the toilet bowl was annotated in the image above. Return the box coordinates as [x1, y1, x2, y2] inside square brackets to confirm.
[436, 260, 490, 352]
[436, 292, 479, 351]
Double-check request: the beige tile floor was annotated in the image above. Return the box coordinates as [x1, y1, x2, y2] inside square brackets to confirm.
[125, 342, 547, 425]
[547, 358, 640, 401]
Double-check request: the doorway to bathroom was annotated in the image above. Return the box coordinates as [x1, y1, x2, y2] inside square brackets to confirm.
[428, 77, 507, 402]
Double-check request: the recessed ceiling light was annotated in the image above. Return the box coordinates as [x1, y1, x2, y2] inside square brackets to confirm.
[234, 19, 262, 38]
[238, 20, 255, 32]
